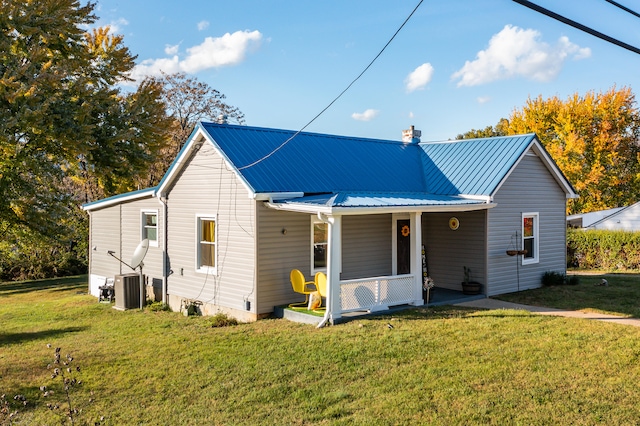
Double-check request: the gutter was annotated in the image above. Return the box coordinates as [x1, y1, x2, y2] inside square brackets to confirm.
[265, 201, 497, 216]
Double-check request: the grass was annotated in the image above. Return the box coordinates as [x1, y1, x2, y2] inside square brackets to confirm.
[496, 272, 640, 318]
[2, 275, 640, 425]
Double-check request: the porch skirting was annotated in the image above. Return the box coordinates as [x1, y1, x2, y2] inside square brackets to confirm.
[339, 274, 421, 313]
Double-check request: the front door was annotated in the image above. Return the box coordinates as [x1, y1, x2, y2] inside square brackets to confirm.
[396, 219, 411, 275]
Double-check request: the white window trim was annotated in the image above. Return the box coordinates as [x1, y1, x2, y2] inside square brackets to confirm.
[311, 216, 328, 276]
[196, 214, 218, 275]
[522, 212, 539, 265]
[141, 209, 159, 247]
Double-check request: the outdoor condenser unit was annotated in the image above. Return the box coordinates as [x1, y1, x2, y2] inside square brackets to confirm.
[114, 273, 140, 310]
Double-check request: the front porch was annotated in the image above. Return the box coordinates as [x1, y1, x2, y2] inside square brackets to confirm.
[274, 287, 486, 325]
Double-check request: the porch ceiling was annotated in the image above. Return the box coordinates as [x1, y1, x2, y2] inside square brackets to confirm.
[266, 191, 495, 215]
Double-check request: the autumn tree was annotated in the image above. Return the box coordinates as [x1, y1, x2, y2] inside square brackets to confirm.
[504, 87, 640, 214]
[140, 72, 246, 187]
[0, 0, 170, 279]
[456, 118, 509, 140]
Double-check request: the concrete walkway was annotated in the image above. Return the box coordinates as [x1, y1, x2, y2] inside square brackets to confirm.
[456, 298, 640, 328]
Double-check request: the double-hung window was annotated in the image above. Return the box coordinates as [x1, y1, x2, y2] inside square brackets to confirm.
[522, 212, 539, 264]
[197, 215, 217, 273]
[312, 218, 328, 274]
[141, 210, 158, 247]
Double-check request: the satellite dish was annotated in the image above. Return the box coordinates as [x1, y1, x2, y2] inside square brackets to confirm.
[131, 239, 149, 270]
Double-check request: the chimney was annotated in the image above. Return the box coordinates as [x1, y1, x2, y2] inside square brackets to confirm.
[402, 125, 421, 144]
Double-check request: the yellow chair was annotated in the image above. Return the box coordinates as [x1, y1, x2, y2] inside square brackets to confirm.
[313, 272, 327, 310]
[289, 269, 317, 308]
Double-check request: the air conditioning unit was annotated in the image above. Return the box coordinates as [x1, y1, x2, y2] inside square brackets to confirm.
[114, 273, 140, 310]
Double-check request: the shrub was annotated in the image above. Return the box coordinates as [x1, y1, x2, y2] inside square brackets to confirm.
[209, 312, 238, 328]
[147, 302, 171, 312]
[567, 229, 640, 270]
[542, 271, 566, 286]
[541, 271, 580, 286]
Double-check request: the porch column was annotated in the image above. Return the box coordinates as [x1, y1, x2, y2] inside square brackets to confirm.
[326, 214, 342, 323]
[410, 212, 424, 305]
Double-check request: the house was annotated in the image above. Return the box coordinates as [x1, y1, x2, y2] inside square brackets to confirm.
[83, 122, 577, 324]
[567, 203, 640, 231]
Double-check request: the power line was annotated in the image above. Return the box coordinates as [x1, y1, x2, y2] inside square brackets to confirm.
[513, 0, 640, 55]
[237, 0, 424, 171]
[604, 0, 640, 20]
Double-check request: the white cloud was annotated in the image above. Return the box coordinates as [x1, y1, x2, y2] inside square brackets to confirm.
[164, 44, 180, 55]
[129, 30, 263, 81]
[408, 111, 415, 119]
[477, 96, 491, 104]
[197, 20, 210, 31]
[351, 109, 380, 121]
[451, 25, 591, 87]
[106, 18, 129, 35]
[404, 63, 434, 92]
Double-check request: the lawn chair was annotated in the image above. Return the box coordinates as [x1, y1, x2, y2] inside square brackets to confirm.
[313, 272, 327, 311]
[289, 269, 316, 308]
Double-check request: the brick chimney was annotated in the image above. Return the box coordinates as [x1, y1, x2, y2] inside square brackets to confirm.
[402, 125, 421, 144]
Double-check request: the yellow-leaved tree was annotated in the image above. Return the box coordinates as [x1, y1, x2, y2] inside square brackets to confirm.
[505, 87, 640, 214]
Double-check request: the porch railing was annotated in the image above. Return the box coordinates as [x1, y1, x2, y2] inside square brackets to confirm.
[339, 274, 415, 313]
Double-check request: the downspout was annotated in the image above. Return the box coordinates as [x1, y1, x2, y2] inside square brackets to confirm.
[158, 195, 169, 305]
[317, 212, 331, 328]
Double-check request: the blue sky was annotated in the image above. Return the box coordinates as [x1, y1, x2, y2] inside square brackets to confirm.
[94, 0, 640, 141]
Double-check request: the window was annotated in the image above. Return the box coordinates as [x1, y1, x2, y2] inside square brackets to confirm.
[522, 213, 539, 264]
[312, 219, 328, 273]
[197, 215, 217, 273]
[141, 211, 158, 247]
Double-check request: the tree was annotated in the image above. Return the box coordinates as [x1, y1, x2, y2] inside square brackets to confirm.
[505, 87, 640, 214]
[0, 0, 171, 279]
[456, 118, 509, 139]
[140, 72, 245, 187]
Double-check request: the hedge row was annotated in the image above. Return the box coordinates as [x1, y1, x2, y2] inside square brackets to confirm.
[567, 229, 640, 270]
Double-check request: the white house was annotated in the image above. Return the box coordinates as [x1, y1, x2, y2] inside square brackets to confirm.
[83, 123, 577, 325]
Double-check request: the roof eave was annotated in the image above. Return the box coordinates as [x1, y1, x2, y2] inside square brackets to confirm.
[265, 201, 496, 216]
[82, 187, 156, 212]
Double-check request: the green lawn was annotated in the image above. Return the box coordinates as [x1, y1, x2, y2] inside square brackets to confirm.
[2, 275, 640, 425]
[496, 271, 640, 318]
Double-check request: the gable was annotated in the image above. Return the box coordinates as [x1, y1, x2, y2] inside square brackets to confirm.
[588, 202, 640, 230]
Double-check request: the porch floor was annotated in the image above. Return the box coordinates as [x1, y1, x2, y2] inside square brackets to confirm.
[274, 287, 487, 325]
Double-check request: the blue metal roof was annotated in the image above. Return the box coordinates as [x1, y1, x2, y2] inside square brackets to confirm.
[85, 123, 573, 212]
[272, 192, 488, 209]
[199, 123, 427, 194]
[420, 134, 536, 196]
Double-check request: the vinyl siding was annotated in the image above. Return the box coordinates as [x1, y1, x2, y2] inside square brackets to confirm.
[422, 211, 487, 292]
[88, 206, 122, 281]
[592, 203, 640, 231]
[256, 204, 312, 313]
[487, 152, 567, 295]
[87, 196, 164, 296]
[341, 214, 392, 280]
[120, 198, 164, 288]
[165, 142, 256, 313]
